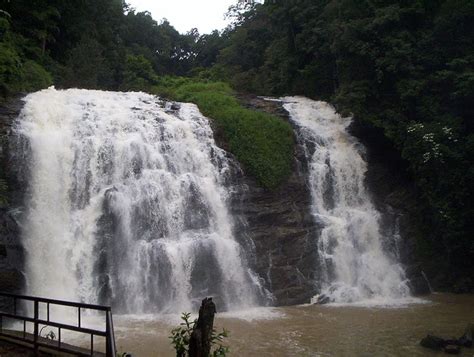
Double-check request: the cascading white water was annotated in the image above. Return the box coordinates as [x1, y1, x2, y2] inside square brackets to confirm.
[15, 87, 265, 313]
[282, 96, 411, 304]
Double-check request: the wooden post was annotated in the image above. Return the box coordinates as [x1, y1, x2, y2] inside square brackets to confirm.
[189, 297, 216, 357]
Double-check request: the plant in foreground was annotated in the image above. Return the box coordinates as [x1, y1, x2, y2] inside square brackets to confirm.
[170, 312, 229, 357]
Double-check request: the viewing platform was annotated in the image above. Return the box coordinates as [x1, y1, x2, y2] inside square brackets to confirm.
[0, 292, 116, 356]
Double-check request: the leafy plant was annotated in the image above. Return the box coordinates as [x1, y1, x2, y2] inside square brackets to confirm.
[210, 329, 230, 357]
[154, 78, 294, 190]
[169, 312, 230, 357]
[170, 312, 195, 357]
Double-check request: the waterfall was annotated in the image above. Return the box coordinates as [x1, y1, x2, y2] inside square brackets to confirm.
[14, 87, 265, 313]
[282, 96, 410, 304]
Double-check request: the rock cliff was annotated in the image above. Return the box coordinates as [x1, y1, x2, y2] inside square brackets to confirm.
[349, 117, 431, 295]
[230, 96, 320, 305]
[0, 95, 25, 308]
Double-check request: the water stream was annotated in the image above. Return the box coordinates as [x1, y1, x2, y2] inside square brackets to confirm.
[72, 294, 474, 356]
[282, 97, 411, 305]
[14, 88, 266, 313]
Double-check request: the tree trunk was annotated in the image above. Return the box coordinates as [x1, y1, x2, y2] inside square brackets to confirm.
[189, 298, 216, 357]
[41, 37, 46, 56]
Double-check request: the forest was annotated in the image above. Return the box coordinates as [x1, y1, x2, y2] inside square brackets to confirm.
[0, 0, 473, 292]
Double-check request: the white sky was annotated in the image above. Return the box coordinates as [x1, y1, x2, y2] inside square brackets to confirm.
[126, 0, 237, 34]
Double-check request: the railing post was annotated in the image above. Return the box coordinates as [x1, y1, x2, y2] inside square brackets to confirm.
[0, 292, 115, 356]
[106, 310, 116, 357]
[106, 311, 111, 357]
[33, 299, 39, 355]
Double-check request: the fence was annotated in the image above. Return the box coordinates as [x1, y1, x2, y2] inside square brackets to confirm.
[0, 292, 116, 356]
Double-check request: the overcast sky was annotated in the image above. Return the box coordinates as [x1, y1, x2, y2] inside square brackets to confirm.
[126, 0, 237, 34]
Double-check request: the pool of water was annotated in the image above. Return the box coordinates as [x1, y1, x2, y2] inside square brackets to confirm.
[77, 293, 474, 356]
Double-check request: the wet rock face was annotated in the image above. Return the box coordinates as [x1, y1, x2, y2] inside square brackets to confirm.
[1, 95, 26, 207]
[0, 206, 24, 312]
[230, 96, 320, 306]
[0, 208, 24, 294]
[231, 158, 320, 306]
[348, 117, 430, 295]
[0, 95, 26, 305]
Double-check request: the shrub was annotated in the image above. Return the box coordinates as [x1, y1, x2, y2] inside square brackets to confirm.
[154, 78, 294, 189]
[169, 312, 230, 357]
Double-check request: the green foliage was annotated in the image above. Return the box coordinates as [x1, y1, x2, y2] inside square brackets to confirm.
[0, 41, 22, 95]
[0, 43, 51, 95]
[20, 60, 52, 91]
[121, 54, 158, 92]
[60, 38, 107, 89]
[155, 78, 294, 189]
[0, 7, 52, 96]
[170, 312, 194, 357]
[169, 312, 230, 357]
[1, 0, 200, 92]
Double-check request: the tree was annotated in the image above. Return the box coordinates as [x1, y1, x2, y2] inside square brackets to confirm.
[121, 54, 158, 92]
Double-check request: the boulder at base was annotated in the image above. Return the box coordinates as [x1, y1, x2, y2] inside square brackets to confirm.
[444, 344, 461, 355]
[458, 323, 473, 347]
[420, 335, 446, 350]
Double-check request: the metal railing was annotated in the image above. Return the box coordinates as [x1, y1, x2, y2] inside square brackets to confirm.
[0, 292, 116, 356]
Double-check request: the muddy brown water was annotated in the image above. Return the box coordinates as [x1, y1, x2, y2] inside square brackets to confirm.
[75, 293, 473, 356]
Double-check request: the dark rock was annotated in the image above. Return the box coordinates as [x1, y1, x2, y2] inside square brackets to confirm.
[0, 208, 25, 310]
[164, 102, 180, 113]
[419, 325, 473, 354]
[1, 95, 26, 207]
[405, 266, 431, 296]
[420, 335, 446, 350]
[458, 323, 473, 347]
[222, 96, 321, 306]
[170, 103, 180, 111]
[453, 277, 474, 294]
[0, 95, 26, 310]
[313, 294, 331, 305]
[237, 94, 288, 119]
[229, 128, 320, 305]
[348, 116, 431, 294]
[407, 276, 431, 296]
[444, 345, 461, 354]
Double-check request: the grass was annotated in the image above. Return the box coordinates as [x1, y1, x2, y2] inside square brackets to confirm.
[153, 77, 294, 189]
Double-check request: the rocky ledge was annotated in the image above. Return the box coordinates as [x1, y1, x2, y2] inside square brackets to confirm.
[349, 117, 431, 295]
[231, 96, 320, 306]
[0, 95, 26, 306]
